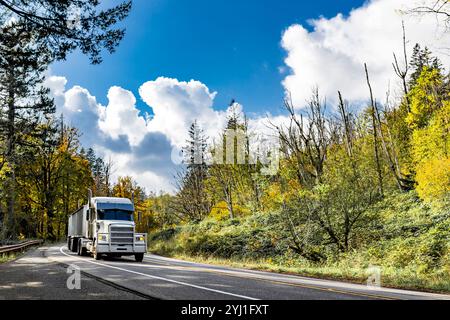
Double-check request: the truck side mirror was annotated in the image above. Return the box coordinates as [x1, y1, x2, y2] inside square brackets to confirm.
[137, 211, 142, 222]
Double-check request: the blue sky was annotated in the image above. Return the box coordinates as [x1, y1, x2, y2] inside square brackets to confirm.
[48, 0, 448, 192]
[51, 0, 365, 116]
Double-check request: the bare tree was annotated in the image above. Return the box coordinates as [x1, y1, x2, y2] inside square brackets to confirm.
[406, 0, 450, 29]
[392, 21, 411, 110]
[365, 64, 384, 197]
[271, 89, 330, 187]
[103, 157, 114, 197]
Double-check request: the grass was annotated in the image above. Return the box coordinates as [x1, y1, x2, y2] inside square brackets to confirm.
[0, 239, 46, 264]
[154, 251, 450, 294]
[0, 252, 19, 264]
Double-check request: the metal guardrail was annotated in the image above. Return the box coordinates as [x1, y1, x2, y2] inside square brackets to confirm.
[0, 240, 43, 254]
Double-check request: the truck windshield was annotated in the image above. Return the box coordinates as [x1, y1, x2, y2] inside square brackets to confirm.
[97, 209, 133, 221]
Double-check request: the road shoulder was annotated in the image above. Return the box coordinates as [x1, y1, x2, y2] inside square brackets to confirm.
[0, 246, 144, 300]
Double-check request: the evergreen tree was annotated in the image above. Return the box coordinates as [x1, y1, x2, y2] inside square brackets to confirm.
[172, 121, 211, 222]
[0, 24, 55, 238]
[0, 0, 132, 64]
[409, 44, 443, 87]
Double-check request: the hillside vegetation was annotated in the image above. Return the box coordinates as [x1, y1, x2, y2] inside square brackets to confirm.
[149, 192, 450, 292]
[146, 45, 450, 293]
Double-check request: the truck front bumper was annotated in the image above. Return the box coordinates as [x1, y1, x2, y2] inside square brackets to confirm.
[96, 244, 147, 254]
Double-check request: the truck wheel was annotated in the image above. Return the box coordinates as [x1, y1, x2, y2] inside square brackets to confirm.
[78, 240, 88, 256]
[77, 239, 82, 256]
[71, 238, 78, 253]
[135, 253, 144, 262]
[93, 250, 102, 260]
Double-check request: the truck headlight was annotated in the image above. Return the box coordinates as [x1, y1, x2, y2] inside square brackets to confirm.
[98, 234, 108, 242]
[136, 235, 145, 242]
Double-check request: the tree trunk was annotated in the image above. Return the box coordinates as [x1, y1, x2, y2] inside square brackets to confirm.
[6, 69, 16, 238]
[365, 64, 384, 197]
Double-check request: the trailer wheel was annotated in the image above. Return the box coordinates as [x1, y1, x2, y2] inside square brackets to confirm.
[67, 237, 72, 251]
[135, 253, 144, 262]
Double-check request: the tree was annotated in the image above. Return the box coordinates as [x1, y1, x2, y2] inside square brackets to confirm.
[406, 0, 450, 31]
[365, 63, 384, 196]
[171, 121, 212, 222]
[409, 44, 443, 87]
[112, 176, 147, 230]
[16, 119, 92, 240]
[85, 147, 111, 196]
[406, 66, 447, 129]
[0, 0, 132, 64]
[208, 102, 249, 219]
[272, 89, 330, 187]
[408, 68, 450, 203]
[392, 21, 410, 110]
[0, 24, 55, 238]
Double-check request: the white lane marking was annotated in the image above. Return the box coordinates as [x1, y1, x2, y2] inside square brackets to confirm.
[142, 256, 450, 300]
[58, 246, 258, 300]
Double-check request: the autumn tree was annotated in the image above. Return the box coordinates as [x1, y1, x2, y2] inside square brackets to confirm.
[112, 176, 147, 231]
[0, 23, 55, 238]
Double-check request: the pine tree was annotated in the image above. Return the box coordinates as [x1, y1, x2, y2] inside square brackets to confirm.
[0, 24, 55, 238]
[0, 0, 132, 64]
[172, 121, 211, 222]
[409, 44, 443, 87]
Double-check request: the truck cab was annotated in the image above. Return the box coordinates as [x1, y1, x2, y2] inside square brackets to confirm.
[68, 196, 147, 262]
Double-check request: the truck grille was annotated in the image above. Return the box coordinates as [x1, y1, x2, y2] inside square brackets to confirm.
[110, 225, 134, 245]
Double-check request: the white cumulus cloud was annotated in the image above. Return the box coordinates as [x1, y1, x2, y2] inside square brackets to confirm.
[98, 86, 148, 147]
[139, 77, 226, 148]
[281, 0, 450, 108]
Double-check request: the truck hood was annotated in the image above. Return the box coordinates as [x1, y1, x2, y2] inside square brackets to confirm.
[97, 220, 134, 234]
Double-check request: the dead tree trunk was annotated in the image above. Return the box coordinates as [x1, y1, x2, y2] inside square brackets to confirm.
[365, 63, 384, 197]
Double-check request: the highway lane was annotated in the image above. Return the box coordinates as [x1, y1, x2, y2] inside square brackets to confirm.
[0, 246, 143, 300]
[43, 244, 450, 300]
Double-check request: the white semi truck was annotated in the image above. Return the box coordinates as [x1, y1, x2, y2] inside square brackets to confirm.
[67, 193, 147, 262]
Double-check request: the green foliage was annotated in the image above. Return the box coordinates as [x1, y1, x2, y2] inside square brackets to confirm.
[150, 212, 285, 261]
[149, 192, 450, 292]
[0, 0, 132, 64]
[406, 67, 445, 129]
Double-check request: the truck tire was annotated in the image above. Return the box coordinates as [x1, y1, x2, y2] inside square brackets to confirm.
[77, 239, 87, 256]
[93, 250, 101, 260]
[71, 237, 78, 253]
[135, 253, 144, 262]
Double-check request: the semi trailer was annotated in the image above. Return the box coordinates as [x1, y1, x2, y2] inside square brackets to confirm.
[67, 192, 147, 262]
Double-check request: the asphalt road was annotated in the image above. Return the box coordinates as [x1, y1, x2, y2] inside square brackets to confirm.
[1, 244, 449, 300]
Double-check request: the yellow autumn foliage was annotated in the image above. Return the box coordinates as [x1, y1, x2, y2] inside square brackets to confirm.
[411, 100, 450, 165]
[406, 67, 443, 129]
[416, 157, 450, 203]
[407, 67, 450, 203]
[209, 201, 250, 221]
